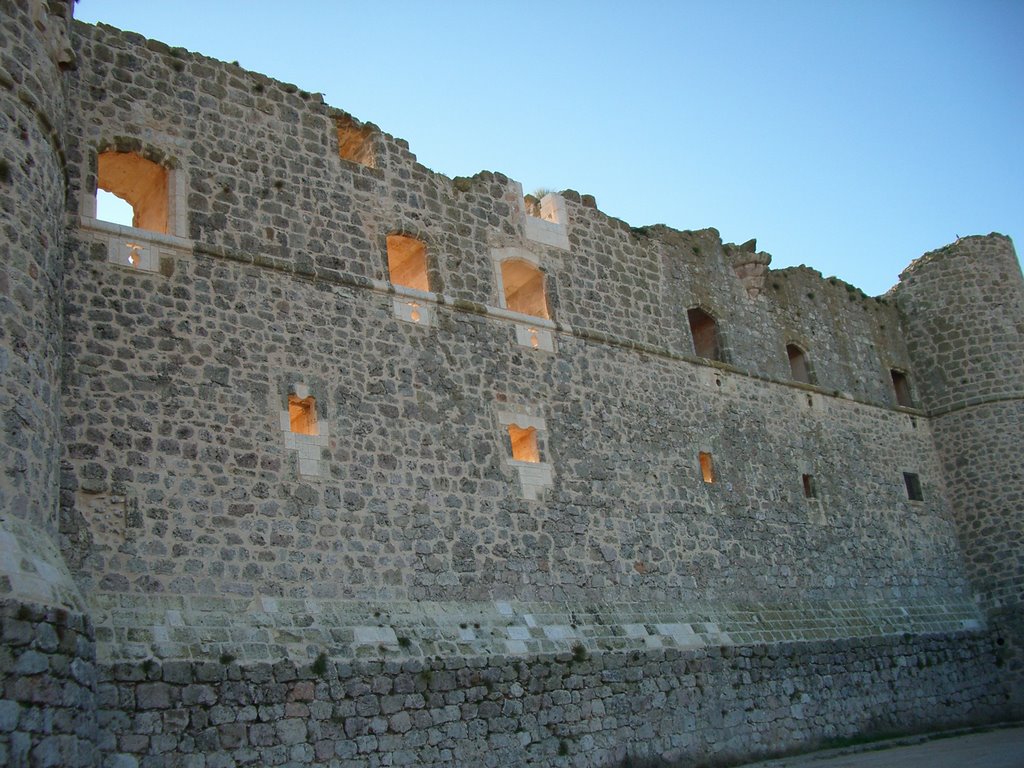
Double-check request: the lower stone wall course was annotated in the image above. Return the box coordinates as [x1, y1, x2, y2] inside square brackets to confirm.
[0, 598, 99, 768]
[93, 631, 1008, 768]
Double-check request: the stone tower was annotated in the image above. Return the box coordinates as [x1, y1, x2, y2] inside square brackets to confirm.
[893, 234, 1024, 711]
[0, 1, 97, 766]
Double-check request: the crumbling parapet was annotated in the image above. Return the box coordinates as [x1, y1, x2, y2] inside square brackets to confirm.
[725, 238, 773, 299]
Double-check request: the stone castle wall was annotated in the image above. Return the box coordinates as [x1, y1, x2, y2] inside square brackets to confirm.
[94, 633, 1005, 768]
[58, 20, 980, 650]
[0, 6, 1021, 767]
[893, 235, 1024, 708]
[59, 244, 966, 609]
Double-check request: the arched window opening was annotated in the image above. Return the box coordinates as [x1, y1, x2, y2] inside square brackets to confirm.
[387, 234, 430, 292]
[508, 424, 540, 463]
[787, 343, 812, 384]
[501, 259, 549, 319]
[288, 394, 318, 436]
[687, 308, 721, 361]
[97, 151, 169, 234]
[891, 369, 914, 408]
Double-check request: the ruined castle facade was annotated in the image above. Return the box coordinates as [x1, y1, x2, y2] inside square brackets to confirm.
[2, 3, 1022, 766]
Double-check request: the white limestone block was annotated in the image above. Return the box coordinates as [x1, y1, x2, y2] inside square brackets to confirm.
[623, 623, 649, 638]
[542, 625, 576, 640]
[506, 626, 531, 641]
[524, 216, 570, 250]
[514, 324, 555, 352]
[505, 640, 528, 654]
[393, 297, 434, 326]
[354, 626, 398, 645]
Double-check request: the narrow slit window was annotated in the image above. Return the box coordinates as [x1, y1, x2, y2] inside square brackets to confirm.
[508, 424, 540, 463]
[699, 452, 716, 484]
[335, 114, 376, 167]
[501, 259, 550, 319]
[289, 394, 318, 436]
[787, 344, 812, 384]
[802, 473, 817, 499]
[891, 369, 914, 407]
[97, 151, 169, 234]
[903, 472, 923, 501]
[387, 234, 430, 291]
[688, 308, 721, 361]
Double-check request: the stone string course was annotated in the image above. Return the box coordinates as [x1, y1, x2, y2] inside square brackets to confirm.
[88, 595, 983, 666]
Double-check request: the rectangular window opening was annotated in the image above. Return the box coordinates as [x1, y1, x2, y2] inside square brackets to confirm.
[387, 234, 430, 292]
[891, 369, 914, 408]
[699, 452, 716, 484]
[903, 472, 923, 501]
[289, 394, 318, 436]
[802, 473, 817, 499]
[787, 344, 812, 384]
[508, 424, 540, 463]
[501, 258, 550, 320]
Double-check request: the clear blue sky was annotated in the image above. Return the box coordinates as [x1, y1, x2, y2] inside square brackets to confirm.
[76, 1, 1023, 296]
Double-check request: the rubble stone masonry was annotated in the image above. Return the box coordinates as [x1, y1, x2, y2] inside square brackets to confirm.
[1, 2, 1021, 766]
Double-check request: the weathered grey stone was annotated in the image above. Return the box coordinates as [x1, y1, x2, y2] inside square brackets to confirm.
[0, 701, 21, 733]
[1, 5, 1021, 768]
[135, 683, 171, 710]
[13, 650, 49, 676]
[276, 716, 308, 744]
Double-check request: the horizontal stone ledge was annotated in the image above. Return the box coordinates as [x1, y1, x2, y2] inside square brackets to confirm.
[89, 593, 986, 665]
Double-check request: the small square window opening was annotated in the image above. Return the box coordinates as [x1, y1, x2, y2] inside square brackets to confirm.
[508, 424, 540, 463]
[501, 259, 550, 319]
[289, 394, 318, 436]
